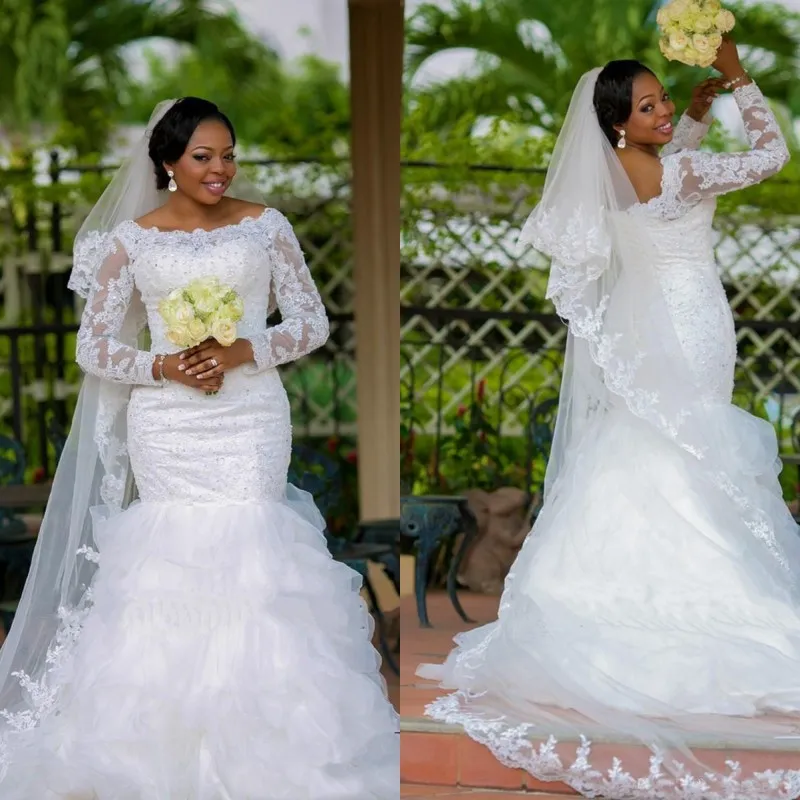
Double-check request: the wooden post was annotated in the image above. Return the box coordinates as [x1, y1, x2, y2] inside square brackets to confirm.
[348, 0, 403, 521]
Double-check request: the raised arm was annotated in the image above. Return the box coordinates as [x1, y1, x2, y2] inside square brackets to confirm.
[665, 81, 789, 204]
[661, 77, 725, 156]
[660, 112, 711, 156]
[75, 237, 158, 385]
[244, 217, 330, 374]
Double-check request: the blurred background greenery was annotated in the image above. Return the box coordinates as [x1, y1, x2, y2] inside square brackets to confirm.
[400, 0, 800, 505]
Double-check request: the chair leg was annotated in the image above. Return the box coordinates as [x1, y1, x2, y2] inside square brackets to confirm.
[363, 576, 399, 675]
[447, 516, 477, 623]
[414, 548, 432, 628]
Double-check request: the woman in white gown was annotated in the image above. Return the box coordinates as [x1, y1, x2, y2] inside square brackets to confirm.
[418, 39, 800, 800]
[0, 97, 399, 799]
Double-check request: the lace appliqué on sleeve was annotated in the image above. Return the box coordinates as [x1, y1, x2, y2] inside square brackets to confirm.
[652, 83, 789, 219]
[74, 235, 157, 385]
[245, 214, 330, 374]
[660, 112, 710, 157]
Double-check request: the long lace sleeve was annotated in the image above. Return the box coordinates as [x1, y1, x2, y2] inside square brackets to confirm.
[245, 218, 330, 374]
[75, 237, 158, 385]
[662, 83, 789, 206]
[660, 111, 711, 156]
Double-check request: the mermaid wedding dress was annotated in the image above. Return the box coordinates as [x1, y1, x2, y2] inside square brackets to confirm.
[419, 82, 800, 799]
[0, 208, 399, 799]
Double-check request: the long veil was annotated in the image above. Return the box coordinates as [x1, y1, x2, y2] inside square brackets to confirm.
[421, 69, 800, 799]
[0, 99, 266, 769]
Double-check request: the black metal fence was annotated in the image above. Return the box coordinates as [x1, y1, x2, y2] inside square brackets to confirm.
[400, 160, 800, 501]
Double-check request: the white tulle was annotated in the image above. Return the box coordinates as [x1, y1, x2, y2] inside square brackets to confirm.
[2, 501, 398, 799]
[0, 102, 399, 798]
[419, 72, 800, 800]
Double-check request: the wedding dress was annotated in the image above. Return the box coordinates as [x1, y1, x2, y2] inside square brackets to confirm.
[418, 80, 800, 799]
[0, 207, 399, 799]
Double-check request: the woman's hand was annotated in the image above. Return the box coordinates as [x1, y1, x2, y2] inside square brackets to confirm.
[686, 77, 727, 121]
[160, 353, 224, 392]
[180, 338, 254, 380]
[712, 37, 748, 83]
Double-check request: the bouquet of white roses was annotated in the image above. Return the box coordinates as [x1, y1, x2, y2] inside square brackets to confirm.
[657, 0, 736, 68]
[159, 277, 244, 349]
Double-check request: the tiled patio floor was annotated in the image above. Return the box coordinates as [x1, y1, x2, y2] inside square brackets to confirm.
[401, 590, 800, 796]
[401, 785, 573, 798]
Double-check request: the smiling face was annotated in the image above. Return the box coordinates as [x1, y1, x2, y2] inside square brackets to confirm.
[616, 72, 676, 148]
[165, 119, 237, 206]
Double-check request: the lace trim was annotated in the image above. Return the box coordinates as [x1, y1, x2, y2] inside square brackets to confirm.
[660, 112, 710, 157]
[244, 213, 329, 374]
[0, 553, 98, 776]
[639, 82, 789, 221]
[426, 691, 800, 800]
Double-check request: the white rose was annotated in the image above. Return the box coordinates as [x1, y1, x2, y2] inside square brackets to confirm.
[220, 300, 243, 323]
[715, 9, 735, 32]
[187, 318, 208, 344]
[692, 33, 712, 54]
[669, 31, 689, 51]
[168, 325, 191, 348]
[173, 301, 194, 325]
[694, 13, 714, 32]
[707, 31, 722, 52]
[211, 320, 237, 347]
[659, 38, 673, 58]
[667, 0, 690, 16]
[656, 7, 669, 27]
[193, 288, 219, 315]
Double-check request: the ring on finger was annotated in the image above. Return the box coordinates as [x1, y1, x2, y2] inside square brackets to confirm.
[210, 358, 219, 368]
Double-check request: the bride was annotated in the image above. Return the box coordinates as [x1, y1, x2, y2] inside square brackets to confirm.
[418, 38, 800, 800]
[0, 97, 399, 798]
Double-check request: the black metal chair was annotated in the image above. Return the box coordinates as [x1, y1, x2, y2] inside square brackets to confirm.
[288, 444, 399, 674]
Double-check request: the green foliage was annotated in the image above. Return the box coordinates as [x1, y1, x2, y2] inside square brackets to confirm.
[126, 47, 350, 157]
[1, 1, 285, 153]
[405, 0, 800, 133]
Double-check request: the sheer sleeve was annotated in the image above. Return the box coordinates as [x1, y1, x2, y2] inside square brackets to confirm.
[75, 237, 158, 385]
[660, 111, 711, 156]
[662, 83, 789, 206]
[245, 216, 330, 374]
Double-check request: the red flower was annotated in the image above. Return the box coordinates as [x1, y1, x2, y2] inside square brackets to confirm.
[345, 450, 358, 465]
[457, 405, 467, 418]
[327, 436, 339, 454]
[476, 379, 486, 402]
[32, 467, 46, 484]
[478, 430, 487, 442]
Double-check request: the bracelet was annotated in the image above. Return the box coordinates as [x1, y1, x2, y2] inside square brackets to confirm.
[724, 72, 748, 90]
[156, 354, 167, 385]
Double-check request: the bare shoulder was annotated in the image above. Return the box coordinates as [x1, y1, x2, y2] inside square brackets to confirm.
[619, 151, 665, 205]
[224, 198, 271, 224]
[133, 208, 169, 230]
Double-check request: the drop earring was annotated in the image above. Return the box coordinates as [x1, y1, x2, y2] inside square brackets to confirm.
[167, 170, 178, 192]
[617, 130, 627, 150]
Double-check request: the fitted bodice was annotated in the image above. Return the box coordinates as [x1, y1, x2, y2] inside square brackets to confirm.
[627, 198, 736, 403]
[73, 207, 329, 388]
[115, 215, 274, 353]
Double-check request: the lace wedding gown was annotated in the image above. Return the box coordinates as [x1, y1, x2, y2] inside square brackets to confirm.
[419, 85, 800, 799]
[0, 208, 399, 799]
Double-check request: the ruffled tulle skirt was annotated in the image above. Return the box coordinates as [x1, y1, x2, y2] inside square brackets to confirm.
[419, 404, 800, 799]
[1, 498, 399, 799]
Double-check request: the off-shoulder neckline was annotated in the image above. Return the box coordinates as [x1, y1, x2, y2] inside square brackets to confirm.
[125, 206, 277, 236]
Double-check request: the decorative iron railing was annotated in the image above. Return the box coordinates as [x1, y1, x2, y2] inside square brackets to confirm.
[401, 162, 800, 498]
